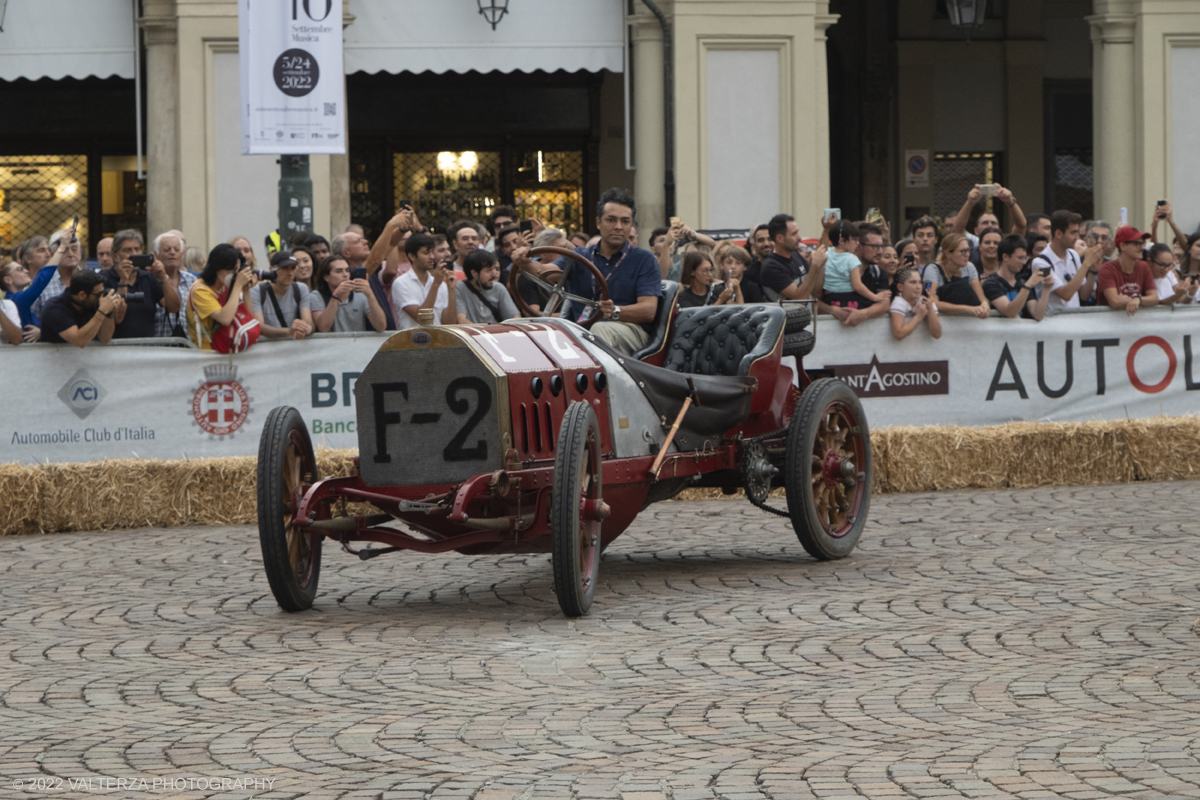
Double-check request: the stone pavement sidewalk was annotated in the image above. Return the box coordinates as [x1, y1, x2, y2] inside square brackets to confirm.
[1, 483, 1199, 799]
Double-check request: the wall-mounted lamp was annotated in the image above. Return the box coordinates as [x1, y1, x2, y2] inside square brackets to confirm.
[945, 0, 987, 40]
[477, 0, 509, 30]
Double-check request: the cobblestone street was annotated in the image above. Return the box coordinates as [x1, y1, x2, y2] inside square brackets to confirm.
[1, 483, 1198, 800]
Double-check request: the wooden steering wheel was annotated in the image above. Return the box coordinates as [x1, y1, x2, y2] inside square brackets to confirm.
[507, 246, 610, 329]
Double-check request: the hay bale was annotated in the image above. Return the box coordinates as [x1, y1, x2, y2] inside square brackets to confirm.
[1003, 421, 1134, 488]
[1124, 416, 1200, 481]
[4, 418, 1200, 535]
[0, 463, 44, 536]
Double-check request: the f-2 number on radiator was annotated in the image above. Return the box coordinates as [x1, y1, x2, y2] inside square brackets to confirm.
[371, 378, 492, 464]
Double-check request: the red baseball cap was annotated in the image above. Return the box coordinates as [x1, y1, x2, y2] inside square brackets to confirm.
[1113, 225, 1150, 246]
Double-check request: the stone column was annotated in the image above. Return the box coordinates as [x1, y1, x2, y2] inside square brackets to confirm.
[1088, 2, 1137, 226]
[630, 9, 666, 232]
[140, 0, 180, 238]
[811, 7, 838, 222]
[329, 0, 355, 234]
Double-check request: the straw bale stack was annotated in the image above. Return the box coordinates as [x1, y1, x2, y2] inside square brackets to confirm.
[2, 417, 1198, 536]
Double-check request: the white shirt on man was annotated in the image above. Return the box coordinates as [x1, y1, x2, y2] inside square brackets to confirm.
[1031, 246, 1083, 311]
[391, 269, 449, 331]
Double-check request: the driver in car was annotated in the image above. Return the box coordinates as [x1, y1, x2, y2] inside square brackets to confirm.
[512, 187, 662, 355]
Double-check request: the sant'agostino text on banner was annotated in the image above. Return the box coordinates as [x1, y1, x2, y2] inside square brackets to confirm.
[2, 307, 1200, 465]
[239, 0, 345, 155]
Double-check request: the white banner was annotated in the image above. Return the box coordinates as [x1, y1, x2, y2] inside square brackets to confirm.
[239, 0, 346, 155]
[806, 306, 1200, 428]
[3, 307, 1199, 465]
[2, 335, 384, 465]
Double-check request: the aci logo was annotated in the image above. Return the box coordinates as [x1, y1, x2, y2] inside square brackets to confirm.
[57, 368, 107, 419]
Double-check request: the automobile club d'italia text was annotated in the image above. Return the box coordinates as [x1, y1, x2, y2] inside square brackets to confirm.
[11, 426, 155, 446]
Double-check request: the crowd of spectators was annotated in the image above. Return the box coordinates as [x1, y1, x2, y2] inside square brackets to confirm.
[3, 183, 1199, 352]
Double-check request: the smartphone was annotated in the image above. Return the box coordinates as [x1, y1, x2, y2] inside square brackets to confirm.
[1040, 266, 1051, 277]
[1157, 199, 1167, 219]
[1120, 207, 1128, 226]
[130, 254, 154, 268]
[977, 184, 999, 196]
[669, 216, 682, 227]
[923, 281, 933, 295]
[866, 207, 883, 223]
[519, 219, 534, 234]
[71, 215, 79, 235]
[398, 199, 412, 210]
[824, 208, 841, 222]
[904, 252, 916, 267]
[349, 266, 367, 280]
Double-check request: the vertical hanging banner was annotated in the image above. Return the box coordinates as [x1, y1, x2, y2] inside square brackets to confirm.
[239, 0, 345, 155]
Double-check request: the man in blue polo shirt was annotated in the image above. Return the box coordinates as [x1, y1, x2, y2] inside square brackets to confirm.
[513, 187, 661, 355]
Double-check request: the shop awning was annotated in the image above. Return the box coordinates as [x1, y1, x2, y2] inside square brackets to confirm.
[345, 0, 624, 75]
[0, 0, 135, 82]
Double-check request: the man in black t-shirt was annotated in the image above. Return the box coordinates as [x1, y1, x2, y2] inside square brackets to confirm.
[758, 213, 838, 318]
[40, 271, 120, 347]
[742, 223, 773, 296]
[981, 234, 1053, 321]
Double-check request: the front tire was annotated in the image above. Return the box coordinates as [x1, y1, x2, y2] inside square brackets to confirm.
[257, 406, 322, 611]
[551, 402, 603, 616]
[785, 379, 871, 559]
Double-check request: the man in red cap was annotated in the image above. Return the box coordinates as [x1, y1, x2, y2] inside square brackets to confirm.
[1096, 226, 1159, 315]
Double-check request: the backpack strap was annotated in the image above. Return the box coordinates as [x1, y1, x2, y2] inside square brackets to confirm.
[264, 283, 290, 328]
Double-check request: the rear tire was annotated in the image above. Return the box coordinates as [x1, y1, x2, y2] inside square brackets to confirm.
[257, 406, 322, 611]
[551, 402, 603, 617]
[785, 379, 871, 560]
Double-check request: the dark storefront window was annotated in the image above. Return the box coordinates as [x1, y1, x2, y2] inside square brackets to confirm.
[1044, 81, 1094, 219]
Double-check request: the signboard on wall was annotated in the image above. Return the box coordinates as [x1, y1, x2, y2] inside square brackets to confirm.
[905, 149, 929, 188]
[239, 0, 346, 155]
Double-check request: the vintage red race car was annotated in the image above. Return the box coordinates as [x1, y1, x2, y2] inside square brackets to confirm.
[256, 247, 872, 616]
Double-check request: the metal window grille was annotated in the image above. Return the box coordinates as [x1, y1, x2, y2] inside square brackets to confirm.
[512, 150, 584, 233]
[932, 152, 1002, 228]
[394, 151, 504, 236]
[0, 155, 89, 260]
[1052, 150, 1093, 219]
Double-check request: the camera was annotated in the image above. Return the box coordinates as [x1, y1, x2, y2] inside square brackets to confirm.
[123, 291, 145, 302]
[255, 270, 279, 282]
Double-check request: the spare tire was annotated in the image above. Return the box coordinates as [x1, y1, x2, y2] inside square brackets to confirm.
[783, 304, 812, 333]
[782, 330, 815, 358]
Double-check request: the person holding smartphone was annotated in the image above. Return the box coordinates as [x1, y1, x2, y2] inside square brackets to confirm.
[1146, 242, 1196, 306]
[889, 266, 941, 340]
[100, 228, 179, 338]
[391, 233, 458, 331]
[305, 256, 387, 333]
[982, 235, 1054, 320]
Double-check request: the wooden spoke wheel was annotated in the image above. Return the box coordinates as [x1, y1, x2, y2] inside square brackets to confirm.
[508, 245, 609, 329]
[257, 406, 322, 611]
[551, 401, 606, 616]
[785, 379, 872, 560]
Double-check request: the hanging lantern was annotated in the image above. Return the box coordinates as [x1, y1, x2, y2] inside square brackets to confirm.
[945, 0, 987, 39]
[477, 0, 510, 30]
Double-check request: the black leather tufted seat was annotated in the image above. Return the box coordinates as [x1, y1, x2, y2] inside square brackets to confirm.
[632, 281, 680, 361]
[662, 304, 786, 378]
